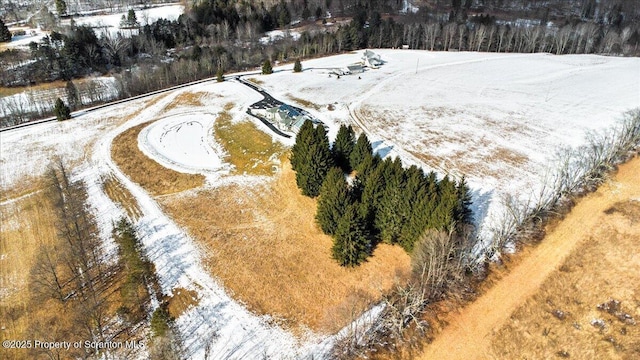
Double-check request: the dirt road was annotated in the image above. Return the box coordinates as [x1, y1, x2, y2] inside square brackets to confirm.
[418, 156, 640, 360]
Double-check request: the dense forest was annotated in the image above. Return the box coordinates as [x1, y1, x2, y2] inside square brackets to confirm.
[1, 0, 639, 125]
[291, 122, 473, 266]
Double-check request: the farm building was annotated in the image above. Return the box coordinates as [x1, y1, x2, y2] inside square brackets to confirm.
[345, 64, 365, 74]
[362, 50, 384, 68]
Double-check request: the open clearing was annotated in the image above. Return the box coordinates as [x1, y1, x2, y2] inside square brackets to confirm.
[1, 50, 638, 358]
[418, 156, 640, 360]
[256, 50, 640, 251]
[159, 162, 411, 334]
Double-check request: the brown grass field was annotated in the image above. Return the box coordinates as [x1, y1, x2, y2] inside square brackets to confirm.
[417, 156, 640, 360]
[213, 108, 287, 175]
[0, 80, 79, 98]
[0, 180, 144, 360]
[159, 163, 412, 334]
[488, 199, 640, 359]
[109, 100, 412, 333]
[101, 173, 143, 220]
[111, 122, 205, 195]
[161, 91, 206, 113]
[0, 183, 57, 345]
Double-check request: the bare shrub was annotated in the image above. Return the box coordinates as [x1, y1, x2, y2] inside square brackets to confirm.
[483, 109, 640, 264]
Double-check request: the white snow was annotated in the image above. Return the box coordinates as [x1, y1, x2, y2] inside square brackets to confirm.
[0, 78, 363, 359]
[2, 50, 639, 357]
[138, 113, 227, 175]
[0, 76, 118, 119]
[68, 4, 184, 38]
[256, 49, 640, 257]
[259, 29, 302, 44]
[2, 27, 48, 49]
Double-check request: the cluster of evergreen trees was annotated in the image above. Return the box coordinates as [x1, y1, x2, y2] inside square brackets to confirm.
[291, 122, 473, 266]
[0, 18, 11, 43]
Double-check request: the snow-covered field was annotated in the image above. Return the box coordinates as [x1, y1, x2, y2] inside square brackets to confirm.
[256, 50, 640, 251]
[2, 50, 639, 357]
[0, 79, 366, 359]
[69, 4, 184, 38]
[2, 27, 48, 49]
[138, 113, 227, 174]
[0, 77, 118, 121]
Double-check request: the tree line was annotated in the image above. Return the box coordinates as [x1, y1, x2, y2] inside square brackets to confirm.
[2, 0, 639, 126]
[291, 121, 473, 266]
[22, 159, 179, 359]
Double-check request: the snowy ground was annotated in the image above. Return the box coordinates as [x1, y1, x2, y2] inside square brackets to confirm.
[0, 77, 118, 120]
[68, 4, 184, 38]
[2, 50, 638, 358]
[256, 50, 640, 253]
[0, 79, 368, 359]
[260, 29, 302, 44]
[2, 26, 48, 49]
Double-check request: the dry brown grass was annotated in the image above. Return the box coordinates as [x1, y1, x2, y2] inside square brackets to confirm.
[417, 156, 640, 360]
[111, 122, 205, 196]
[0, 80, 71, 98]
[0, 185, 58, 345]
[247, 77, 264, 85]
[161, 91, 207, 113]
[0, 179, 149, 360]
[213, 109, 286, 176]
[489, 201, 640, 359]
[159, 162, 412, 334]
[101, 173, 143, 220]
[287, 94, 321, 110]
[165, 287, 200, 319]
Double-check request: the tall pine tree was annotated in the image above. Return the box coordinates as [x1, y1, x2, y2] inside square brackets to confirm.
[296, 125, 333, 197]
[53, 98, 71, 121]
[0, 19, 11, 43]
[350, 132, 373, 171]
[376, 157, 406, 244]
[262, 59, 273, 74]
[316, 167, 351, 235]
[332, 204, 370, 267]
[454, 176, 474, 229]
[290, 120, 314, 172]
[332, 124, 355, 172]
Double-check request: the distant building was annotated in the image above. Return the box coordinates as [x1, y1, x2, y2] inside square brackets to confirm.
[362, 50, 384, 68]
[265, 104, 312, 133]
[345, 64, 364, 74]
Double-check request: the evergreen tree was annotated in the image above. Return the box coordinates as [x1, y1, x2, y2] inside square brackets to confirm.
[350, 132, 373, 170]
[433, 175, 458, 231]
[316, 167, 351, 235]
[332, 124, 355, 172]
[332, 204, 370, 267]
[376, 157, 406, 244]
[150, 306, 171, 338]
[454, 176, 474, 227]
[290, 120, 314, 172]
[358, 161, 385, 236]
[53, 98, 71, 121]
[127, 9, 139, 27]
[293, 58, 302, 72]
[55, 0, 67, 16]
[216, 67, 224, 82]
[65, 80, 79, 110]
[0, 19, 11, 43]
[262, 59, 273, 74]
[296, 125, 333, 197]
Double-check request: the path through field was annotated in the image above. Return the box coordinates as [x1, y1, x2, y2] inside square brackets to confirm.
[418, 156, 640, 360]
